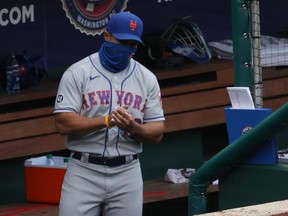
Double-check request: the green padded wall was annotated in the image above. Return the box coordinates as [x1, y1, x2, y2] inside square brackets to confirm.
[141, 129, 204, 180]
[219, 163, 288, 210]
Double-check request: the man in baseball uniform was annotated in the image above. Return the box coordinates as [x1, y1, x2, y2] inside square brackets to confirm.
[54, 11, 165, 216]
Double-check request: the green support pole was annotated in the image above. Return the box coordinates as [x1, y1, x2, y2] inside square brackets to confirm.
[188, 102, 288, 216]
[231, 0, 253, 89]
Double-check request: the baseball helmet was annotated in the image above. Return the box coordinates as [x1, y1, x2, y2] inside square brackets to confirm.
[134, 35, 165, 68]
[161, 15, 212, 64]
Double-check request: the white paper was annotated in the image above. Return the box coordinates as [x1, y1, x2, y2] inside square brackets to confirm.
[227, 87, 255, 109]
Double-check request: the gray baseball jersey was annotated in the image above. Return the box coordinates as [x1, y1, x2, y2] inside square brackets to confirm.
[54, 52, 165, 157]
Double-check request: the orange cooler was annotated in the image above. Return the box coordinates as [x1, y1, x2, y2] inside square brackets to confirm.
[24, 156, 68, 204]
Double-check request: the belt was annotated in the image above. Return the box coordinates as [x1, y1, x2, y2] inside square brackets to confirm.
[72, 152, 138, 167]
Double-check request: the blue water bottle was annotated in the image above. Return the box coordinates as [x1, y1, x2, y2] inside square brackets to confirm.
[6, 53, 20, 95]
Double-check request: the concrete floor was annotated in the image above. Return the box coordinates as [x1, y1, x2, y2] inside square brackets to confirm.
[197, 199, 288, 216]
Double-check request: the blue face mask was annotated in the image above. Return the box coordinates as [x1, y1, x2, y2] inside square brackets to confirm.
[99, 41, 137, 73]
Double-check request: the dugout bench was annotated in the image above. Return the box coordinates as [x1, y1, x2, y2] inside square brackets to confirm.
[1, 59, 288, 160]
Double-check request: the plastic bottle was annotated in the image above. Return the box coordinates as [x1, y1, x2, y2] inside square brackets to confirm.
[6, 53, 20, 95]
[63, 157, 69, 168]
[46, 154, 55, 166]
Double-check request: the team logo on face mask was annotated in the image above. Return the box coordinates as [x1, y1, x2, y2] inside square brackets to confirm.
[61, 0, 128, 36]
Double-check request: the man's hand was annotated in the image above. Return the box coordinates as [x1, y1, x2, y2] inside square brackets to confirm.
[110, 106, 133, 130]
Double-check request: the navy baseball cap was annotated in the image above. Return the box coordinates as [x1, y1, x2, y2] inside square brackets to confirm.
[107, 12, 144, 44]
